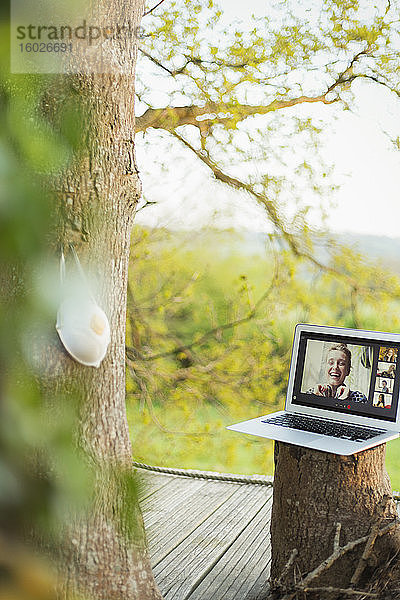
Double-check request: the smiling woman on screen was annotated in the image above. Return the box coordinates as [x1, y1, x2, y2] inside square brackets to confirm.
[307, 344, 367, 403]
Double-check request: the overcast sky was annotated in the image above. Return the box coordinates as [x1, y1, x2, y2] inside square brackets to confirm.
[136, 0, 400, 238]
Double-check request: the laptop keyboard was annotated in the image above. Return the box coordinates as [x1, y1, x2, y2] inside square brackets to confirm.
[261, 413, 385, 442]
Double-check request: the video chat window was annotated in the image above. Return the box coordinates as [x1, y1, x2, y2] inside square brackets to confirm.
[294, 336, 399, 421]
[373, 346, 398, 409]
[379, 347, 398, 362]
[300, 340, 372, 403]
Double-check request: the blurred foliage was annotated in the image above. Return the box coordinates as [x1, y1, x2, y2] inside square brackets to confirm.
[1, 8, 147, 597]
[126, 226, 400, 486]
[0, 17, 91, 600]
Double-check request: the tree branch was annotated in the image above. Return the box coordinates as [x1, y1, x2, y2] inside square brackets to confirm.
[135, 199, 157, 213]
[278, 513, 399, 600]
[143, 0, 167, 17]
[350, 495, 392, 588]
[139, 47, 178, 76]
[171, 131, 359, 286]
[128, 257, 280, 362]
[136, 44, 383, 134]
[326, 45, 371, 94]
[333, 522, 342, 552]
[302, 586, 377, 597]
[136, 94, 338, 133]
[301, 520, 399, 588]
[276, 549, 299, 587]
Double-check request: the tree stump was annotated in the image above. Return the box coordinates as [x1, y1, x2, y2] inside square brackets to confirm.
[269, 442, 400, 595]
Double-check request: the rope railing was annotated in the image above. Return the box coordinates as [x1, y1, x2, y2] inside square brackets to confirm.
[132, 461, 274, 486]
[132, 461, 400, 499]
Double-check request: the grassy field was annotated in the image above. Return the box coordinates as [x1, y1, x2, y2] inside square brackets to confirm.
[128, 400, 400, 490]
[128, 401, 274, 476]
[385, 438, 400, 490]
[127, 227, 400, 491]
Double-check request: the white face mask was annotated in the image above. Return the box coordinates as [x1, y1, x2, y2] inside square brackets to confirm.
[56, 248, 111, 368]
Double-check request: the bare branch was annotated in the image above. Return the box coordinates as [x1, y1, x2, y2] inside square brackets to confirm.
[351, 496, 392, 587]
[333, 522, 342, 552]
[302, 586, 377, 597]
[138, 47, 192, 76]
[301, 520, 399, 588]
[327, 46, 371, 91]
[171, 131, 359, 286]
[276, 549, 298, 586]
[139, 47, 178, 76]
[143, 0, 167, 17]
[277, 513, 399, 600]
[135, 199, 157, 214]
[130, 257, 280, 362]
[358, 73, 400, 97]
[127, 364, 214, 436]
[324, 46, 400, 99]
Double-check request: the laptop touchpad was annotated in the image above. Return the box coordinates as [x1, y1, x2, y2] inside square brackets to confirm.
[282, 430, 320, 443]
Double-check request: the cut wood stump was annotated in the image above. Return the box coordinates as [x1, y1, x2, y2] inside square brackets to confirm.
[269, 442, 400, 595]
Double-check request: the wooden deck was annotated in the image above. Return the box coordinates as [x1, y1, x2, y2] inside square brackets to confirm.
[137, 464, 400, 600]
[137, 466, 274, 600]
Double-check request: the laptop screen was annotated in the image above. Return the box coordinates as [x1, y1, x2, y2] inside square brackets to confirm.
[292, 330, 400, 422]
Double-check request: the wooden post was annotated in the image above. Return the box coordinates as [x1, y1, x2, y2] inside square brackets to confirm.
[269, 442, 400, 593]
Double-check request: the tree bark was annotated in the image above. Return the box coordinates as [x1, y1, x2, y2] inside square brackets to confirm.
[38, 1, 163, 598]
[269, 442, 400, 595]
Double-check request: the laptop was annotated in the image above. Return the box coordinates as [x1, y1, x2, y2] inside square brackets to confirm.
[227, 324, 400, 455]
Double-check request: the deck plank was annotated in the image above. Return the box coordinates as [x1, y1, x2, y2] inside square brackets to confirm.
[141, 475, 206, 520]
[137, 471, 178, 502]
[154, 484, 270, 600]
[244, 562, 272, 600]
[189, 489, 273, 600]
[144, 477, 209, 530]
[148, 480, 242, 567]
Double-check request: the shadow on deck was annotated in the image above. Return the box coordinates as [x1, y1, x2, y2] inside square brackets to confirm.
[136, 464, 273, 600]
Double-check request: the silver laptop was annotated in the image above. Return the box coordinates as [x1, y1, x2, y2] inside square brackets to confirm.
[227, 324, 400, 455]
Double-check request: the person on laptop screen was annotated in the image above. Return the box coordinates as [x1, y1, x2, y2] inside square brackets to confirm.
[306, 343, 367, 402]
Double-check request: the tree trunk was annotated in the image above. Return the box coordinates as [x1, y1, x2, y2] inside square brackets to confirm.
[38, 1, 163, 598]
[269, 442, 400, 596]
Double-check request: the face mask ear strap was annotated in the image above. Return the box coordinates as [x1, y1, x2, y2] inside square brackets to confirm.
[69, 243, 96, 302]
[60, 248, 66, 285]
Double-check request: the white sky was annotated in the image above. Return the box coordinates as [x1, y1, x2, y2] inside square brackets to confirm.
[136, 0, 400, 238]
